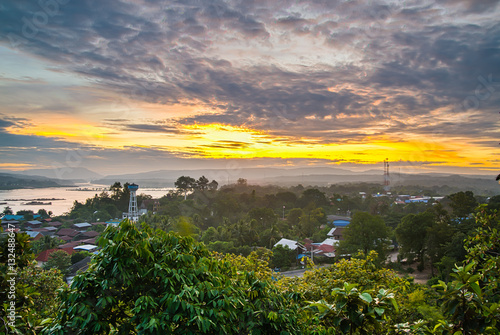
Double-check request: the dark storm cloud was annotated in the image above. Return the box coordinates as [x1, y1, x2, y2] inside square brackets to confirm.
[0, 0, 499, 143]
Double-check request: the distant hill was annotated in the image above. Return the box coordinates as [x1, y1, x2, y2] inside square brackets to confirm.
[389, 173, 499, 196]
[260, 173, 499, 196]
[93, 167, 360, 187]
[0, 172, 75, 190]
[18, 167, 102, 181]
[2, 166, 497, 195]
[93, 168, 499, 196]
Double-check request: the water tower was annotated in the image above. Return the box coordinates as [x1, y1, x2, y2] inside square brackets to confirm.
[127, 183, 139, 222]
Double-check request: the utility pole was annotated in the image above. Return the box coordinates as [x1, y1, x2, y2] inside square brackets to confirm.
[310, 245, 314, 263]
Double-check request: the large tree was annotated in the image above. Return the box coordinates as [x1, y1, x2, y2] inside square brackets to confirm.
[196, 175, 209, 190]
[42, 220, 301, 334]
[299, 207, 326, 239]
[337, 212, 389, 261]
[395, 211, 434, 267]
[299, 188, 329, 208]
[448, 191, 477, 219]
[175, 176, 196, 200]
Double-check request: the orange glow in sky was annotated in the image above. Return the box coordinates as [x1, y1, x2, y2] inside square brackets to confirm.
[6, 119, 498, 170]
[11, 119, 494, 168]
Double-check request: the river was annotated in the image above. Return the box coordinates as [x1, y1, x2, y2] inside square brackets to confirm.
[0, 184, 174, 216]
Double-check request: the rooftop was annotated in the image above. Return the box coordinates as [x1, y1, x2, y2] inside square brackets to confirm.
[36, 247, 76, 262]
[273, 238, 305, 251]
[56, 228, 80, 237]
[73, 222, 92, 228]
[74, 244, 98, 252]
[82, 231, 100, 238]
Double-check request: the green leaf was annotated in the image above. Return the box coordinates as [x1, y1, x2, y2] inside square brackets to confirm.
[390, 298, 399, 313]
[469, 282, 482, 297]
[359, 292, 373, 304]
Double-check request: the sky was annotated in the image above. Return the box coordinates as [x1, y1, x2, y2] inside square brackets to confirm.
[0, 0, 499, 177]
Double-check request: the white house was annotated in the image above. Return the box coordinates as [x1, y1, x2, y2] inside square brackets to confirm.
[273, 238, 305, 251]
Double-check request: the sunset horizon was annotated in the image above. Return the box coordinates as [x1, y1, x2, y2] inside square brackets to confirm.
[1, 0, 498, 176]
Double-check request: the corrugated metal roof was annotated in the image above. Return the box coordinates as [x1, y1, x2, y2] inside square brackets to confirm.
[274, 238, 299, 250]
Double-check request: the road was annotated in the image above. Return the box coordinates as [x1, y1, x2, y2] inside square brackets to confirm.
[280, 268, 308, 278]
[279, 252, 400, 278]
[280, 264, 330, 278]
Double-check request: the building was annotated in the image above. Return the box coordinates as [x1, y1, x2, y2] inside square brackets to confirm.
[316, 238, 338, 258]
[66, 256, 92, 284]
[35, 247, 76, 267]
[74, 244, 98, 252]
[2, 214, 41, 221]
[47, 221, 63, 228]
[56, 228, 80, 240]
[81, 231, 99, 238]
[73, 222, 92, 230]
[327, 227, 346, 240]
[106, 219, 121, 227]
[31, 227, 57, 236]
[303, 237, 339, 259]
[25, 231, 43, 241]
[273, 238, 305, 251]
[1, 220, 20, 229]
[327, 215, 351, 227]
[140, 199, 160, 214]
[26, 220, 43, 228]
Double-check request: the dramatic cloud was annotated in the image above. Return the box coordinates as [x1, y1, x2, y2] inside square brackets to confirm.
[0, 0, 498, 173]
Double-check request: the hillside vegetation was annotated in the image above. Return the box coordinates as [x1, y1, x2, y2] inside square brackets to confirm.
[1, 178, 499, 334]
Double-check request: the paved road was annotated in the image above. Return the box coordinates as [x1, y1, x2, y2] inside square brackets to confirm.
[280, 264, 330, 278]
[279, 253, 400, 278]
[280, 268, 308, 278]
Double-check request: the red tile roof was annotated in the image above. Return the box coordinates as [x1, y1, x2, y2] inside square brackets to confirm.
[36, 247, 76, 262]
[317, 244, 335, 253]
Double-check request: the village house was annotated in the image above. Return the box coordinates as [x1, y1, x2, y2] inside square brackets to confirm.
[73, 222, 92, 230]
[35, 247, 76, 267]
[56, 228, 81, 241]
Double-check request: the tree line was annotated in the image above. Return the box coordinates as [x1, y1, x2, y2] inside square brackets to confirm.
[1, 205, 499, 334]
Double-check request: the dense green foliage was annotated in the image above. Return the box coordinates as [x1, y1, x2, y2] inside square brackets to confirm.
[0, 229, 67, 334]
[42, 220, 302, 334]
[1, 179, 498, 334]
[42, 250, 72, 276]
[337, 212, 389, 263]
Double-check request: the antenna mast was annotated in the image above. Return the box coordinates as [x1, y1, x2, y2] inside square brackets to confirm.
[383, 158, 390, 193]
